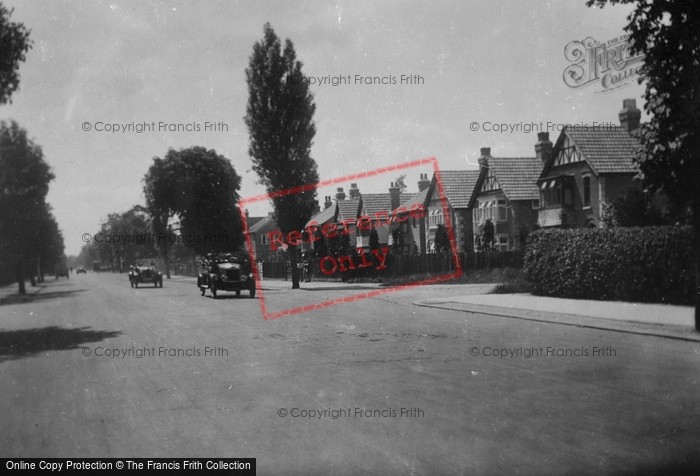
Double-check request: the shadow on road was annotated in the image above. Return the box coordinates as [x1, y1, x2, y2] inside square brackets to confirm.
[0, 289, 87, 307]
[0, 326, 123, 363]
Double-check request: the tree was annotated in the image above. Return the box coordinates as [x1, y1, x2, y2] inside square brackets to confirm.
[395, 174, 407, 193]
[482, 219, 495, 251]
[601, 183, 688, 227]
[0, 4, 32, 105]
[245, 23, 320, 289]
[587, 0, 700, 330]
[0, 121, 57, 293]
[369, 228, 380, 250]
[144, 147, 244, 278]
[434, 224, 451, 254]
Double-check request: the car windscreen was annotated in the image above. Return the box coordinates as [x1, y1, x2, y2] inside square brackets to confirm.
[215, 262, 241, 270]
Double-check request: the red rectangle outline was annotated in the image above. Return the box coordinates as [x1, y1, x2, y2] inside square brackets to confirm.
[238, 157, 462, 320]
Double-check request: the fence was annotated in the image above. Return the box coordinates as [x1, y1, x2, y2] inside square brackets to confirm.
[261, 250, 524, 281]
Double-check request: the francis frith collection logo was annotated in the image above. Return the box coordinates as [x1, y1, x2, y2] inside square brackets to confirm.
[563, 35, 644, 93]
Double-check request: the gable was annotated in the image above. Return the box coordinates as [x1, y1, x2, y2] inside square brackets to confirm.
[479, 166, 501, 193]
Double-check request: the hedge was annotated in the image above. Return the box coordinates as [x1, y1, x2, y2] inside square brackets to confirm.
[522, 227, 694, 305]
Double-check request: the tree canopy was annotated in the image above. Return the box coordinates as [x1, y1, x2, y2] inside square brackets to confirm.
[143, 146, 244, 277]
[0, 4, 32, 105]
[0, 120, 63, 291]
[586, 0, 700, 330]
[245, 23, 320, 289]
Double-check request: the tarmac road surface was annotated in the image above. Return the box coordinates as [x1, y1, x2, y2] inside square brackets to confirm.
[1, 273, 699, 475]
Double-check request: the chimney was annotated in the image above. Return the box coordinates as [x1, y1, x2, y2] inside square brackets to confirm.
[619, 98, 641, 132]
[324, 196, 333, 210]
[478, 147, 491, 168]
[349, 183, 361, 199]
[389, 181, 401, 212]
[335, 187, 346, 201]
[535, 132, 553, 164]
[417, 173, 430, 192]
[245, 209, 250, 220]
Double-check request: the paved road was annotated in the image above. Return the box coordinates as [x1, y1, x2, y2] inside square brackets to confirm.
[1, 273, 699, 475]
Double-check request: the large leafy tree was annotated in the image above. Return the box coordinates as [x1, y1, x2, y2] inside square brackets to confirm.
[0, 121, 60, 293]
[144, 147, 244, 277]
[587, 0, 700, 330]
[245, 23, 320, 289]
[0, 4, 32, 105]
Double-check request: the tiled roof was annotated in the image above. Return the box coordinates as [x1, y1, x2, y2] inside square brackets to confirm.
[337, 198, 362, 220]
[488, 157, 542, 201]
[245, 216, 265, 229]
[248, 214, 276, 234]
[566, 127, 639, 174]
[306, 202, 337, 228]
[436, 170, 480, 208]
[392, 189, 428, 214]
[361, 193, 414, 216]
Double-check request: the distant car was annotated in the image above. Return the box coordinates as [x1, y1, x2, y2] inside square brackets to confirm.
[130, 259, 163, 288]
[76, 266, 87, 274]
[198, 254, 256, 299]
[55, 264, 69, 279]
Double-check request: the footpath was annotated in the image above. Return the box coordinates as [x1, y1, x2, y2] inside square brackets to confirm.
[414, 293, 699, 342]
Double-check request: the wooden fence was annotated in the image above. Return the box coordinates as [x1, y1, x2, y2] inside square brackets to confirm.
[261, 250, 524, 281]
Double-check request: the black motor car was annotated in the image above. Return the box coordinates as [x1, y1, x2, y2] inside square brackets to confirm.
[130, 259, 163, 288]
[76, 266, 87, 274]
[198, 254, 256, 299]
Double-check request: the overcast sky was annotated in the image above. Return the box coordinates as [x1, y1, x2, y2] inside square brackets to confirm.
[1, 0, 644, 255]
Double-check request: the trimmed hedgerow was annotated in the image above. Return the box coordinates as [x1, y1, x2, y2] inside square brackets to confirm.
[522, 227, 693, 305]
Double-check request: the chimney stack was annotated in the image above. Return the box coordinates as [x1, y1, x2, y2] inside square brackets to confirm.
[417, 173, 430, 192]
[478, 147, 491, 168]
[349, 183, 361, 199]
[324, 196, 333, 210]
[389, 181, 401, 212]
[619, 98, 641, 132]
[535, 132, 553, 164]
[335, 187, 346, 201]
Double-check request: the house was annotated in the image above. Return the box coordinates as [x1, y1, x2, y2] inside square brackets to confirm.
[247, 212, 283, 261]
[305, 182, 419, 253]
[424, 170, 480, 253]
[537, 99, 641, 229]
[468, 148, 542, 251]
[390, 173, 431, 254]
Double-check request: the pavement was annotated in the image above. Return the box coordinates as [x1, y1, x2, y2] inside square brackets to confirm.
[415, 292, 699, 342]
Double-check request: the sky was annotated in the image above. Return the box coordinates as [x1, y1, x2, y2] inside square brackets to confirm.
[1, 0, 645, 256]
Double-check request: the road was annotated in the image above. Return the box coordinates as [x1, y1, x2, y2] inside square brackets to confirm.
[1, 273, 699, 475]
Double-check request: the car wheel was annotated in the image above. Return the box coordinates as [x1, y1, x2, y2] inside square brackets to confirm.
[135, 281, 138, 288]
[200, 287, 205, 296]
[211, 287, 217, 299]
[236, 289, 241, 297]
[130, 281, 134, 288]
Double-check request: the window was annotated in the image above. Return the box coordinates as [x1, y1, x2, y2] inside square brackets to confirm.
[261, 234, 271, 245]
[583, 176, 591, 207]
[497, 200, 507, 221]
[429, 209, 444, 228]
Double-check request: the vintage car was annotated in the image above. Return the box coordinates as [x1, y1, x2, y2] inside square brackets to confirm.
[130, 259, 163, 288]
[76, 266, 87, 274]
[198, 254, 256, 298]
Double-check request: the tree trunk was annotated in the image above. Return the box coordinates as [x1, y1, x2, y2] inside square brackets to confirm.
[161, 241, 171, 279]
[695, 205, 700, 332]
[15, 260, 26, 294]
[289, 246, 300, 289]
